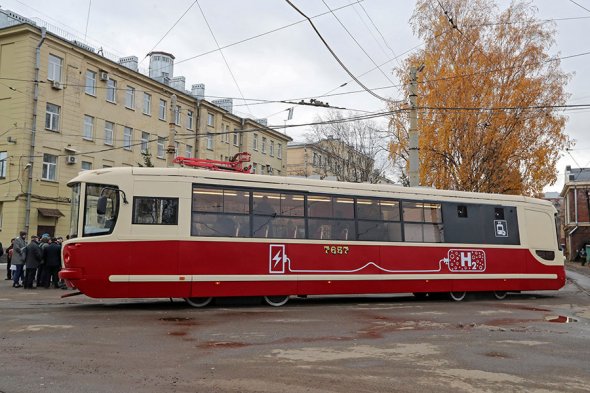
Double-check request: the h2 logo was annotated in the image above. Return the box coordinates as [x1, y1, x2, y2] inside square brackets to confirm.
[445, 249, 486, 272]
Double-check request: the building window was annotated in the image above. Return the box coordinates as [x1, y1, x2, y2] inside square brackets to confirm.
[0, 151, 6, 178]
[233, 131, 239, 146]
[143, 93, 151, 115]
[186, 145, 193, 158]
[159, 99, 166, 120]
[187, 110, 193, 129]
[207, 113, 214, 127]
[140, 131, 149, 153]
[83, 115, 94, 141]
[85, 70, 96, 95]
[175, 105, 181, 126]
[206, 133, 213, 150]
[123, 127, 133, 150]
[45, 103, 60, 131]
[106, 79, 117, 102]
[262, 137, 266, 153]
[174, 141, 180, 158]
[224, 125, 230, 143]
[270, 141, 275, 157]
[42, 153, 57, 181]
[48, 54, 62, 82]
[104, 121, 114, 146]
[81, 161, 92, 171]
[252, 163, 257, 174]
[125, 86, 135, 109]
[253, 134, 258, 151]
[278, 143, 282, 159]
[157, 137, 165, 158]
[313, 152, 321, 166]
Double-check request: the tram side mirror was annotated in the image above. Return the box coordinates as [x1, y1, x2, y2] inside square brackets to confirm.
[97, 196, 107, 215]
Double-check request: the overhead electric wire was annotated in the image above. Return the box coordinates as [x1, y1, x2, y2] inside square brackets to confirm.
[83, 0, 92, 41]
[357, 1, 400, 62]
[172, 1, 364, 68]
[195, 0, 253, 116]
[320, 0, 397, 89]
[569, 0, 590, 14]
[284, 0, 390, 102]
[140, 0, 198, 65]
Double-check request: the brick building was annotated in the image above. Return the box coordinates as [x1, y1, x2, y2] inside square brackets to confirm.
[561, 166, 590, 261]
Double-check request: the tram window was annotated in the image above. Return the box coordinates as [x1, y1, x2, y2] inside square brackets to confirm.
[308, 196, 354, 219]
[224, 190, 249, 214]
[334, 197, 354, 219]
[457, 205, 468, 218]
[404, 223, 423, 242]
[253, 192, 280, 216]
[357, 220, 390, 241]
[380, 200, 401, 221]
[495, 207, 505, 219]
[424, 203, 442, 223]
[132, 197, 178, 225]
[424, 224, 445, 242]
[254, 216, 306, 238]
[357, 199, 380, 220]
[192, 213, 249, 237]
[309, 218, 355, 240]
[192, 188, 249, 214]
[308, 195, 332, 218]
[193, 188, 223, 212]
[405, 223, 444, 243]
[402, 202, 424, 222]
[279, 194, 305, 217]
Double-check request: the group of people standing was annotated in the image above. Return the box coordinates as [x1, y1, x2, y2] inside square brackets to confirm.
[5, 231, 64, 289]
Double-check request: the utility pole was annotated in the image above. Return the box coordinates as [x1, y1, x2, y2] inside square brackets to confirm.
[166, 94, 177, 167]
[408, 65, 421, 187]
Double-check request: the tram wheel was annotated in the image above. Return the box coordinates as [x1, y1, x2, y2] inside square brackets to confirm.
[449, 291, 467, 302]
[184, 297, 213, 308]
[493, 291, 508, 300]
[263, 295, 290, 307]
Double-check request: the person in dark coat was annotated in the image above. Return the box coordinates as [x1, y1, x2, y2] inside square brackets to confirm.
[41, 238, 62, 288]
[23, 235, 42, 289]
[12, 231, 27, 288]
[4, 239, 12, 280]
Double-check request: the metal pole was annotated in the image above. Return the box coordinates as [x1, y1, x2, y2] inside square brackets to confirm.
[166, 94, 177, 167]
[408, 66, 419, 187]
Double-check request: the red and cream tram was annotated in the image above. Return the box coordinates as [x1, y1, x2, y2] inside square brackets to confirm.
[60, 166, 565, 306]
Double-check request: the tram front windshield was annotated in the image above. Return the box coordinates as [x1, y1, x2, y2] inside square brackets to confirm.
[83, 183, 120, 237]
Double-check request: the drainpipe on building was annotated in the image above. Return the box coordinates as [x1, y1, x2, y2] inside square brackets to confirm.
[25, 27, 46, 235]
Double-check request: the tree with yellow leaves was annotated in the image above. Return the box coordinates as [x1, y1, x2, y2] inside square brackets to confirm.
[389, 0, 570, 195]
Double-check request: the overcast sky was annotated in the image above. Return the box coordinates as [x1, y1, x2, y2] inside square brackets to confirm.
[1, 0, 588, 192]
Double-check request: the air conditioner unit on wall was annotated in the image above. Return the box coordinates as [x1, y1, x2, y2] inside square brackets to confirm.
[51, 80, 62, 90]
[66, 155, 77, 164]
[99, 71, 109, 81]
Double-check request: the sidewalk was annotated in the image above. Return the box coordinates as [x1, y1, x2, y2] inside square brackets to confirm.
[565, 260, 590, 293]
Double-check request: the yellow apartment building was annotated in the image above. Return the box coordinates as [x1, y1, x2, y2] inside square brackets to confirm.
[287, 138, 377, 182]
[0, 11, 290, 244]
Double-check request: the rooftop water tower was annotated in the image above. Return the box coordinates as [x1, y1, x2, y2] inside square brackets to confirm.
[148, 51, 175, 83]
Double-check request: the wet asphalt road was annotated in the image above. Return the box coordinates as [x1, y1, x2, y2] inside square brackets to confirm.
[0, 264, 589, 393]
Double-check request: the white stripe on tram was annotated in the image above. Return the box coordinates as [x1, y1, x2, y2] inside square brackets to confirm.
[108, 273, 558, 283]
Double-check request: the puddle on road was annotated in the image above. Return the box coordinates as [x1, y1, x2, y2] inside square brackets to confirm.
[199, 341, 250, 349]
[544, 315, 578, 323]
[159, 317, 194, 322]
